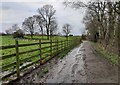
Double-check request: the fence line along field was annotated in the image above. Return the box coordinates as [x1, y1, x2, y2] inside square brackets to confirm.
[0, 35, 81, 83]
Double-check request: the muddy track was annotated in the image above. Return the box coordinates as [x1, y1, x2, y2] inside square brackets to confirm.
[16, 41, 118, 83]
[83, 41, 118, 83]
[38, 43, 88, 83]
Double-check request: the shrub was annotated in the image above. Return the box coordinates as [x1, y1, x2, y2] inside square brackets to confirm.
[13, 29, 24, 38]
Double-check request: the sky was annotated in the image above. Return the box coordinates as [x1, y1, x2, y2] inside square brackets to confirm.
[0, 0, 89, 35]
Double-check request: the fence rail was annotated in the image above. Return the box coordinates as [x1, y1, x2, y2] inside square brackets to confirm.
[0, 38, 81, 81]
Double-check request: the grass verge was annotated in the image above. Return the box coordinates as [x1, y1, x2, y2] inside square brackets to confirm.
[92, 42, 119, 65]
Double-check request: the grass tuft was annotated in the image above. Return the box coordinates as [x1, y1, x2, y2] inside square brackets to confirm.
[43, 67, 49, 74]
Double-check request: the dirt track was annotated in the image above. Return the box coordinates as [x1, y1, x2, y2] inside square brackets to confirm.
[83, 41, 118, 83]
[17, 41, 118, 83]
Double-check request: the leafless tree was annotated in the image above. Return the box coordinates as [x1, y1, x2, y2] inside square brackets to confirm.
[37, 4, 56, 39]
[12, 24, 20, 32]
[5, 29, 11, 34]
[33, 15, 45, 39]
[5, 24, 19, 34]
[64, 0, 119, 54]
[49, 20, 58, 37]
[22, 16, 35, 38]
[63, 23, 71, 39]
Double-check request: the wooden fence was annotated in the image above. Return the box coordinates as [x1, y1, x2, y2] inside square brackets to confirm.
[0, 38, 81, 81]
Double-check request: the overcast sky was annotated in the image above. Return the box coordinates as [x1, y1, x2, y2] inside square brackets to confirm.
[0, 0, 89, 35]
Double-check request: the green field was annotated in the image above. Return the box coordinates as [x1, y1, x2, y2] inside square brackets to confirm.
[1, 35, 76, 46]
[0, 35, 80, 72]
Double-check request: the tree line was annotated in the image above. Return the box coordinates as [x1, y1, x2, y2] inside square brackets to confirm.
[5, 4, 72, 40]
[83, 1, 120, 55]
[64, 0, 120, 55]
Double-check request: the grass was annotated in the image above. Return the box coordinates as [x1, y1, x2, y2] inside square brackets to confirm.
[0, 35, 80, 71]
[0, 35, 76, 46]
[24, 35, 75, 41]
[1, 37, 41, 71]
[92, 42, 119, 65]
[43, 67, 49, 74]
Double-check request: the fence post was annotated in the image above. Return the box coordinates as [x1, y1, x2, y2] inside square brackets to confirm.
[67, 39, 68, 48]
[66, 40, 67, 49]
[55, 40, 57, 52]
[15, 39, 20, 78]
[61, 40, 62, 51]
[39, 40, 42, 64]
[72, 39, 74, 48]
[69, 40, 71, 50]
[68, 40, 70, 49]
[50, 40, 52, 57]
[57, 40, 58, 52]
[64, 40, 66, 51]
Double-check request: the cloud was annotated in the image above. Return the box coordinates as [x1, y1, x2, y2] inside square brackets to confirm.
[54, 4, 86, 35]
[1, 0, 63, 2]
[1, 2, 33, 23]
[0, 0, 87, 35]
[0, 3, 2, 22]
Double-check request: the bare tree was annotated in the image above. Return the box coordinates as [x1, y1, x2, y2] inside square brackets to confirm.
[5, 29, 12, 34]
[12, 24, 20, 32]
[64, 0, 120, 56]
[33, 15, 44, 39]
[5, 24, 19, 34]
[63, 23, 71, 40]
[37, 4, 56, 39]
[49, 20, 58, 38]
[22, 16, 35, 38]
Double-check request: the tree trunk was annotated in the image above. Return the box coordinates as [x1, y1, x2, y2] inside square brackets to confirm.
[118, 13, 120, 85]
[47, 29, 49, 40]
[31, 34, 33, 38]
[39, 26, 44, 39]
[117, 2, 120, 57]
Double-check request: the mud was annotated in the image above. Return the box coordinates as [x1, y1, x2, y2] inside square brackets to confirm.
[39, 43, 88, 83]
[83, 41, 118, 83]
[16, 41, 118, 83]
